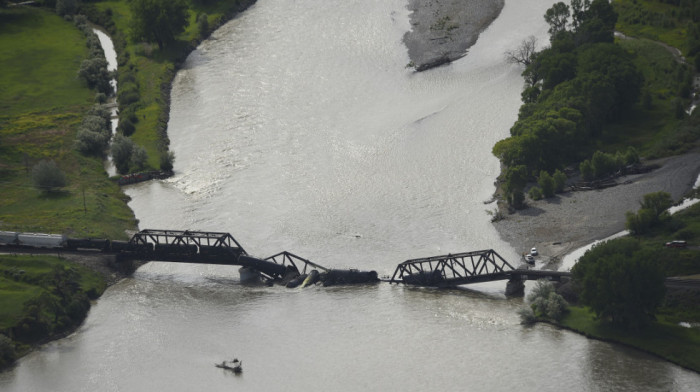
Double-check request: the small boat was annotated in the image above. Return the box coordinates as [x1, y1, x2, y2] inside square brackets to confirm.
[215, 360, 243, 373]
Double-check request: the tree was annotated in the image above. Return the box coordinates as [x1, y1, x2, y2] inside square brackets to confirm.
[529, 186, 543, 200]
[130, 145, 148, 171]
[538, 170, 555, 198]
[32, 160, 67, 192]
[505, 35, 538, 66]
[572, 238, 665, 329]
[197, 13, 209, 38]
[56, 0, 77, 17]
[570, 0, 591, 31]
[526, 280, 568, 321]
[0, 334, 16, 368]
[78, 58, 112, 95]
[111, 134, 134, 174]
[640, 191, 673, 221]
[544, 2, 570, 39]
[160, 151, 175, 171]
[129, 0, 189, 50]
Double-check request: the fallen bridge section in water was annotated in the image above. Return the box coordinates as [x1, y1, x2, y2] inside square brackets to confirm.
[114, 229, 379, 286]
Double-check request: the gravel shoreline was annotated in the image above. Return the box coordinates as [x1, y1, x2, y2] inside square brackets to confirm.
[403, 0, 504, 70]
[493, 152, 700, 266]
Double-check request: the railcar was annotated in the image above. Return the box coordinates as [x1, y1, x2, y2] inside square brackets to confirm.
[17, 233, 66, 248]
[0, 231, 19, 245]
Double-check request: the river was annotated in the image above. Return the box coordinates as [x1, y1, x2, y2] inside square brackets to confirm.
[2, 1, 699, 390]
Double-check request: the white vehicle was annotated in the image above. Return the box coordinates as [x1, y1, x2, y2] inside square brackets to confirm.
[530, 247, 538, 256]
[525, 255, 535, 264]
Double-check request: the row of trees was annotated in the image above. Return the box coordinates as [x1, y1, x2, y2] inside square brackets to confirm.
[495, 0, 645, 207]
[579, 147, 640, 181]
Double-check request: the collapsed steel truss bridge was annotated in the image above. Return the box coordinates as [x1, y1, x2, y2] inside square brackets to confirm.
[390, 249, 516, 287]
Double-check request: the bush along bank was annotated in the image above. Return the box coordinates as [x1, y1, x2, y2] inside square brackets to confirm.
[493, 0, 697, 210]
[79, 0, 258, 178]
[0, 255, 107, 370]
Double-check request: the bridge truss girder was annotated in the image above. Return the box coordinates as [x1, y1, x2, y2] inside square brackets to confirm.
[264, 251, 328, 275]
[129, 229, 247, 254]
[390, 249, 515, 287]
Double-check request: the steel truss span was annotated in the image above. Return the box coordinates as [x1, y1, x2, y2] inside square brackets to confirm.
[390, 249, 516, 287]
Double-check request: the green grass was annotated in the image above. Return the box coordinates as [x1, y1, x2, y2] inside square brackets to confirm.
[0, 255, 106, 330]
[0, 6, 137, 239]
[599, 37, 689, 157]
[559, 306, 700, 372]
[0, 8, 93, 116]
[613, 0, 692, 55]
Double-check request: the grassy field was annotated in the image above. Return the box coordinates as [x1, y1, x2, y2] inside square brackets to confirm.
[0, 254, 106, 331]
[559, 306, 700, 372]
[0, 6, 137, 239]
[613, 0, 694, 54]
[600, 37, 694, 157]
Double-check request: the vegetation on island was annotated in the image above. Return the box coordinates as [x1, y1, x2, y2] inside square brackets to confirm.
[507, 0, 700, 372]
[0, 255, 107, 369]
[496, 0, 698, 209]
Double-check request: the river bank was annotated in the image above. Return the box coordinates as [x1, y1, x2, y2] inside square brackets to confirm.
[493, 151, 700, 266]
[404, 0, 504, 70]
[0, 251, 137, 371]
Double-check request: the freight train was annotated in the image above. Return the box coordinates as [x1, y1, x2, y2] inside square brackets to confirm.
[0, 231, 139, 252]
[0, 231, 242, 257]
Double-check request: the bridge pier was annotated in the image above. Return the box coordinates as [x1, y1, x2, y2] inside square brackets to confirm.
[505, 279, 524, 296]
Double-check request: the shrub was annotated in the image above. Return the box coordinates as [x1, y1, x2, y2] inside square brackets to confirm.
[95, 92, 107, 103]
[118, 86, 140, 106]
[111, 135, 134, 174]
[198, 13, 209, 38]
[579, 159, 593, 181]
[160, 151, 175, 171]
[78, 57, 111, 95]
[56, 0, 77, 17]
[119, 118, 135, 136]
[538, 170, 555, 198]
[529, 186, 543, 200]
[130, 146, 148, 171]
[675, 228, 694, 240]
[518, 307, 537, 325]
[75, 128, 109, 155]
[526, 280, 568, 321]
[32, 160, 68, 192]
[0, 334, 16, 368]
[552, 169, 567, 192]
[623, 146, 640, 165]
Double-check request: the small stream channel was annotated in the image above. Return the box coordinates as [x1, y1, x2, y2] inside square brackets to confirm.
[91, 27, 119, 176]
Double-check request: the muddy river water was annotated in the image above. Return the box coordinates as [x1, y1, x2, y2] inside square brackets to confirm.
[1, 1, 699, 390]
